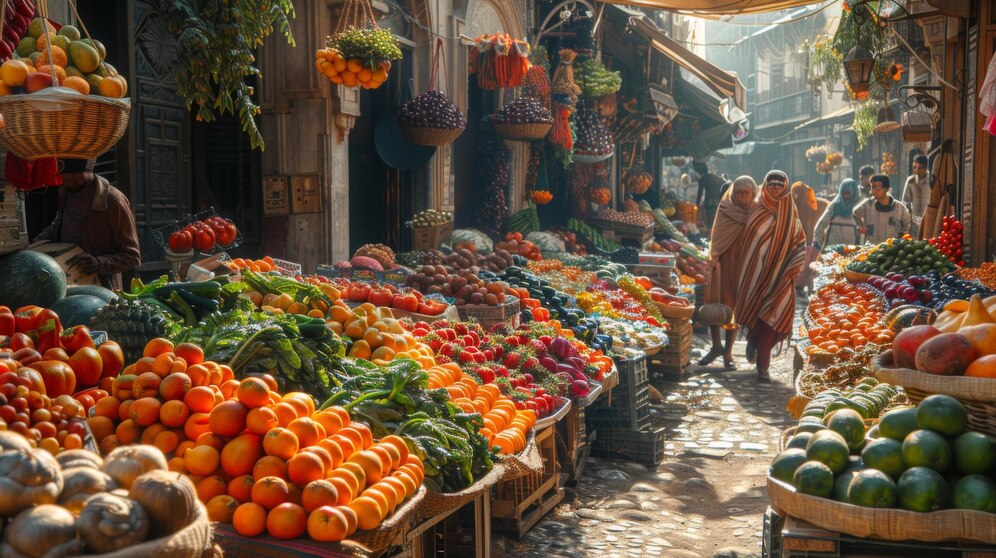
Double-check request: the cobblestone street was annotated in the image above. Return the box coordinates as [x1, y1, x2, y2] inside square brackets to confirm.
[495, 326, 800, 558]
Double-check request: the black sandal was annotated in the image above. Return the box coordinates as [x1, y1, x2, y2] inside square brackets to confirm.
[723, 357, 736, 370]
[698, 349, 724, 366]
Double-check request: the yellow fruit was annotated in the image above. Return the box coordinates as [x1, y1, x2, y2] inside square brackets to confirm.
[0, 59, 31, 87]
[63, 76, 90, 95]
[34, 31, 56, 52]
[85, 74, 103, 91]
[333, 58, 347, 72]
[38, 46, 68, 68]
[68, 41, 101, 73]
[98, 75, 127, 98]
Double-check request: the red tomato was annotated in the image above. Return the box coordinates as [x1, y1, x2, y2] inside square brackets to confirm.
[168, 229, 193, 253]
[392, 294, 419, 313]
[12, 347, 41, 367]
[97, 341, 124, 379]
[217, 221, 237, 246]
[368, 287, 394, 308]
[8, 332, 33, 352]
[194, 227, 216, 252]
[32, 360, 76, 397]
[42, 348, 69, 362]
[13, 367, 46, 395]
[347, 283, 371, 302]
[68, 347, 102, 388]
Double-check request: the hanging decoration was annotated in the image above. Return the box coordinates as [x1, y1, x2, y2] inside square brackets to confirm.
[316, 0, 401, 90]
[525, 142, 553, 205]
[573, 97, 614, 163]
[549, 49, 581, 157]
[492, 96, 553, 142]
[474, 117, 511, 239]
[623, 147, 652, 195]
[468, 33, 532, 89]
[398, 38, 466, 147]
[574, 59, 622, 99]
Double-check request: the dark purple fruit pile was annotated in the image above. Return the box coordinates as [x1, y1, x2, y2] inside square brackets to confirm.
[493, 97, 553, 124]
[398, 90, 466, 129]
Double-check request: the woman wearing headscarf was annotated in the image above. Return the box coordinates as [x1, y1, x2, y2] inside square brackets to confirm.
[813, 178, 861, 250]
[734, 170, 807, 381]
[699, 176, 757, 369]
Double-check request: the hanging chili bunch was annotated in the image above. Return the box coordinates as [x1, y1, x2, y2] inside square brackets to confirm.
[469, 33, 532, 89]
[549, 49, 581, 153]
[474, 118, 511, 238]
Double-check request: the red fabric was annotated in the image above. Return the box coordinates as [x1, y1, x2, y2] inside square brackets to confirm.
[5, 155, 62, 191]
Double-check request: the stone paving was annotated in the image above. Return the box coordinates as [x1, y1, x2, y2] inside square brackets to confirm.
[493, 327, 799, 558]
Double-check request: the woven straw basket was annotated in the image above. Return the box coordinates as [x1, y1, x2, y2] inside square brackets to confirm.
[77, 506, 214, 558]
[494, 121, 552, 142]
[874, 350, 996, 436]
[399, 123, 464, 147]
[0, 87, 130, 161]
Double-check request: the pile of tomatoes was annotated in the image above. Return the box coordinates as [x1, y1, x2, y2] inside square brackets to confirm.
[927, 216, 965, 266]
[167, 216, 239, 254]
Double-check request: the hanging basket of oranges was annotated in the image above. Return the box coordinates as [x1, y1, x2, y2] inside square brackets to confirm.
[529, 190, 553, 205]
[315, 0, 401, 90]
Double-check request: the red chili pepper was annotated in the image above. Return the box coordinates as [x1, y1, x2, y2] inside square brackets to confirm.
[0, 306, 13, 337]
[29, 308, 63, 354]
[60, 325, 95, 353]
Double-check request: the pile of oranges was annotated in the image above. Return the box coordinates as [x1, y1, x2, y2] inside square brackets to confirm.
[314, 49, 390, 90]
[88, 338, 424, 542]
[329, 303, 436, 367]
[806, 282, 893, 355]
[428, 363, 537, 454]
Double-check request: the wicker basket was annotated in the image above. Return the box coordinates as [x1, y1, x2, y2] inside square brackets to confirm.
[842, 269, 872, 283]
[874, 350, 996, 436]
[0, 88, 131, 161]
[655, 301, 694, 320]
[493, 121, 552, 142]
[768, 476, 996, 544]
[415, 463, 504, 519]
[497, 429, 543, 479]
[399, 123, 464, 147]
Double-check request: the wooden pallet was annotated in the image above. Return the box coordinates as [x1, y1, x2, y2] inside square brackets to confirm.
[764, 508, 996, 558]
[492, 424, 564, 539]
[406, 489, 491, 558]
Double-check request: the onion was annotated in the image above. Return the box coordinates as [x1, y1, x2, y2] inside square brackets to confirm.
[1, 505, 78, 558]
[77, 494, 149, 553]
[129, 470, 199, 537]
[58, 468, 118, 514]
[0, 450, 63, 516]
[101, 445, 167, 489]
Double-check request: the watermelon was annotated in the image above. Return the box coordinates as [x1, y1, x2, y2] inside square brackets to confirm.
[50, 295, 108, 328]
[0, 250, 67, 309]
[525, 232, 566, 255]
[452, 229, 493, 254]
[66, 285, 117, 302]
[884, 305, 937, 334]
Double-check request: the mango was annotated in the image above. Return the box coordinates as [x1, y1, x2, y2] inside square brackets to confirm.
[57, 25, 82, 41]
[15, 37, 36, 58]
[69, 41, 100, 73]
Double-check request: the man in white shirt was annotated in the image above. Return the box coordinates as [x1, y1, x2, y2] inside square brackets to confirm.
[852, 174, 913, 244]
[858, 165, 875, 200]
[902, 154, 930, 235]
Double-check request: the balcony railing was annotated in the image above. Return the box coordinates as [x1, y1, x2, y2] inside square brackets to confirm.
[754, 90, 819, 129]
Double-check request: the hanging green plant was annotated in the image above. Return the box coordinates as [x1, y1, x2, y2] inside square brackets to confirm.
[853, 98, 879, 151]
[574, 59, 622, 98]
[327, 27, 402, 70]
[805, 35, 842, 93]
[168, 0, 296, 151]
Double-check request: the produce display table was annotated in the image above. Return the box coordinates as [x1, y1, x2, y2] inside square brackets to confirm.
[406, 489, 492, 558]
[491, 423, 564, 539]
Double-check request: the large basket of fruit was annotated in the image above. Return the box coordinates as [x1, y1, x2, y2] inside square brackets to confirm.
[492, 97, 552, 142]
[398, 40, 465, 147]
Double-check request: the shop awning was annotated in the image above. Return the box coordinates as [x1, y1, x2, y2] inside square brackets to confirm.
[603, 0, 827, 17]
[630, 17, 746, 111]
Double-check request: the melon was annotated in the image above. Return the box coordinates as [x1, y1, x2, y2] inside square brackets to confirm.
[0, 250, 67, 309]
[451, 229, 493, 254]
[50, 295, 108, 328]
[884, 305, 936, 334]
[66, 285, 117, 302]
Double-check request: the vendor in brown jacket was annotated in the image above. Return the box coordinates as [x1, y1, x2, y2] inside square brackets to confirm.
[33, 158, 141, 290]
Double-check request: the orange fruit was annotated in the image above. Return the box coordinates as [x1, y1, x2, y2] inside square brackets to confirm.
[301, 446, 335, 473]
[114, 419, 142, 445]
[221, 433, 264, 477]
[347, 450, 385, 485]
[233, 502, 267, 536]
[159, 399, 190, 428]
[360, 486, 390, 517]
[185, 444, 220, 476]
[380, 475, 409, 503]
[282, 393, 315, 416]
[266, 502, 307, 540]
[324, 406, 351, 427]
[392, 470, 418, 498]
[207, 494, 239, 523]
[129, 396, 161, 426]
[368, 445, 394, 478]
[252, 476, 291, 510]
[379, 435, 409, 464]
[287, 417, 325, 448]
[246, 407, 279, 436]
[317, 438, 346, 470]
[153, 430, 180, 455]
[0, 59, 31, 87]
[348, 496, 385, 531]
[301, 480, 339, 513]
[97, 75, 126, 98]
[228, 475, 256, 504]
[209, 400, 248, 437]
[337, 505, 358, 536]
[312, 410, 344, 436]
[326, 469, 361, 501]
[184, 386, 216, 413]
[253, 455, 288, 480]
[144, 338, 175, 358]
[236, 377, 271, 408]
[347, 422, 374, 449]
[271, 402, 299, 427]
[37, 44, 67, 67]
[326, 476, 355, 506]
[331, 434, 356, 461]
[196, 475, 228, 503]
[263, 427, 299, 460]
[965, 354, 996, 378]
[287, 451, 325, 487]
[307, 506, 349, 542]
[174, 343, 205, 365]
[184, 412, 212, 441]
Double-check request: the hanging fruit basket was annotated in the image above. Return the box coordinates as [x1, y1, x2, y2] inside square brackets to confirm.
[468, 33, 532, 89]
[573, 97, 613, 163]
[397, 38, 465, 146]
[492, 97, 552, 142]
[315, 0, 401, 90]
[0, 2, 130, 160]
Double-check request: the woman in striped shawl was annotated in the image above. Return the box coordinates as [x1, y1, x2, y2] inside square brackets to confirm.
[734, 170, 807, 381]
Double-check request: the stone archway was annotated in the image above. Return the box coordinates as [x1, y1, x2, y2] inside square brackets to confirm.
[466, 0, 524, 38]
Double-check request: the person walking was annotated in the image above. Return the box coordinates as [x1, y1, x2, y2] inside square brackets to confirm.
[791, 181, 828, 294]
[852, 174, 912, 244]
[734, 170, 807, 382]
[902, 154, 930, 235]
[33, 158, 141, 290]
[693, 161, 725, 230]
[813, 178, 861, 250]
[698, 176, 757, 370]
[858, 165, 875, 199]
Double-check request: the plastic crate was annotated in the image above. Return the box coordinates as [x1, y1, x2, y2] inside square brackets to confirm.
[591, 425, 667, 465]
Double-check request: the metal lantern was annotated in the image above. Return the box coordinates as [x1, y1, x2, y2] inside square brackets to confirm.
[900, 108, 933, 143]
[873, 105, 899, 133]
[843, 45, 875, 93]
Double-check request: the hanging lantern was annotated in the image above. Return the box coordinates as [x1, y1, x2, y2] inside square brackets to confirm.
[843, 45, 875, 93]
[873, 105, 899, 133]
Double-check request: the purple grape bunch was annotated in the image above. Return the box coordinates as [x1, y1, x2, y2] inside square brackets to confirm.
[399, 90, 467, 129]
[493, 97, 553, 124]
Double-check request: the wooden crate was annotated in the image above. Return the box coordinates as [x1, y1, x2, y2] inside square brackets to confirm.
[407, 489, 491, 558]
[492, 424, 564, 539]
[648, 318, 692, 378]
[764, 508, 996, 558]
[413, 221, 454, 251]
[556, 403, 589, 486]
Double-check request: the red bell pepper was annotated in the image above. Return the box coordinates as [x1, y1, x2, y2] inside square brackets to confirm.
[28, 309, 63, 353]
[60, 326, 94, 353]
[0, 306, 13, 337]
[14, 306, 43, 333]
